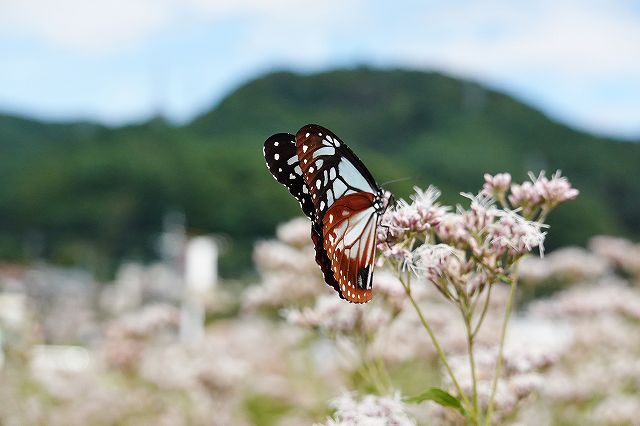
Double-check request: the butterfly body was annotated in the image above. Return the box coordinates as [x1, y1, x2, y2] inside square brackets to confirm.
[264, 124, 389, 303]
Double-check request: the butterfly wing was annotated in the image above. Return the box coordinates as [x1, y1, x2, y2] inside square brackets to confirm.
[264, 133, 315, 220]
[295, 124, 382, 303]
[264, 132, 345, 299]
[310, 221, 345, 300]
[322, 192, 378, 303]
[295, 124, 379, 220]
[265, 125, 384, 304]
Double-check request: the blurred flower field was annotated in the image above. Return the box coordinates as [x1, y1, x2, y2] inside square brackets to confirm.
[1, 174, 639, 425]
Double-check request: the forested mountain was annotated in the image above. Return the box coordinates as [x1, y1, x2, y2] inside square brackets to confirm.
[1, 68, 638, 278]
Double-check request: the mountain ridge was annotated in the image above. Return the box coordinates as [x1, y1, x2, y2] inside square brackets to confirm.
[1, 68, 638, 277]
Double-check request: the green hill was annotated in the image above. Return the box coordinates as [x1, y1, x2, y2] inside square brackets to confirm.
[1, 68, 638, 278]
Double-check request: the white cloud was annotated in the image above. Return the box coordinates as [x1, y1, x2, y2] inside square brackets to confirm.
[378, 0, 640, 78]
[0, 0, 178, 53]
[2, 0, 638, 74]
[0, 0, 357, 52]
[0, 0, 638, 136]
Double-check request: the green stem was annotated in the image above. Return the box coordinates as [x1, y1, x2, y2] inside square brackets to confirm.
[400, 272, 474, 414]
[472, 284, 492, 338]
[373, 355, 394, 393]
[484, 279, 517, 425]
[465, 314, 480, 423]
[355, 335, 387, 395]
[364, 360, 388, 394]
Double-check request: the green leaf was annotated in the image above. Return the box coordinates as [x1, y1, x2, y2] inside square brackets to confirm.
[404, 388, 468, 417]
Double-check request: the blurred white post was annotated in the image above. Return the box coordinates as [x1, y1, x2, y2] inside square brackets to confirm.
[180, 236, 218, 344]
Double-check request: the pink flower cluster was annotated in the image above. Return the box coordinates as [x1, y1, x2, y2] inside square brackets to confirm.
[379, 186, 448, 240]
[483, 171, 579, 217]
[377, 171, 577, 299]
[283, 294, 390, 335]
[482, 173, 511, 199]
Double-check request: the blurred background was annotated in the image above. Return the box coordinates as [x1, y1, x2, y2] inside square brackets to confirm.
[0, 1, 639, 425]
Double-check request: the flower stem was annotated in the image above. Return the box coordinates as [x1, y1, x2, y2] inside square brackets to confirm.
[400, 272, 474, 415]
[472, 284, 492, 338]
[484, 278, 517, 425]
[364, 360, 388, 394]
[374, 354, 394, 392]
[355, 335, 388, 395]
[464, 313, 480, 423]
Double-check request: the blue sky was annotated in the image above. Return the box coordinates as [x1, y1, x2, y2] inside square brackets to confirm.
[1, 0, 639, 138]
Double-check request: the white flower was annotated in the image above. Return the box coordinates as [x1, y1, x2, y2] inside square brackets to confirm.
[519, 247, 610, 285]
[380, 186, 448, 241]
[284, 295, 390, 335]
[592, 394, 640, 425]
[489, 209, 548, 256]
[410, 185, 444, 215]
[276, 217, 312, 247]
[508, 181, 542, 207]
[459, 192, 498, 235]
[482, 173, 512, 198]
[434, 212, 469, 245]
[589, 235, 640, 276]
[531, 170, 579, 206]
[319, 392, 417, 426]
[528, 279, 640, 321]
[412, 244, 459, 282]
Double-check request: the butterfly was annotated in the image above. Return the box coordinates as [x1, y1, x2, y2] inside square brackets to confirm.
[263, 124, 390, 303]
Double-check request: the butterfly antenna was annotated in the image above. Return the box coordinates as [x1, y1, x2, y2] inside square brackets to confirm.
[380, 177, 412, 188]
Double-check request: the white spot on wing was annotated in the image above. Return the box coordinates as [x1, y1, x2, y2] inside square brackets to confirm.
[274, 153, 280, 160]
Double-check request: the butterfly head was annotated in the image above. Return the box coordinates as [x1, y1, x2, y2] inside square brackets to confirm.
[376, 189, 393, 215]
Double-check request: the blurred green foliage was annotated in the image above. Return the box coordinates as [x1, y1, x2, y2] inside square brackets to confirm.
[0, 68, 638, 278]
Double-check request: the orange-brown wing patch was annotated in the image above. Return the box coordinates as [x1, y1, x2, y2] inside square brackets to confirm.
[322, 192, 378, 303]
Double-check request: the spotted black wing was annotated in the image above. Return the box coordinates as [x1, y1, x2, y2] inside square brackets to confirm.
[263, 133, 315, 220]
[264, 132, 344, 299]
